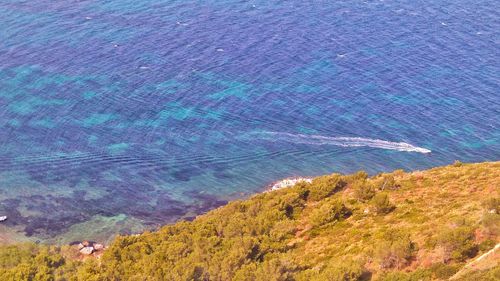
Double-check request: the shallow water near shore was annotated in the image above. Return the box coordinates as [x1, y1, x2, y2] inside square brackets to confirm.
[0, 0, 499, 242]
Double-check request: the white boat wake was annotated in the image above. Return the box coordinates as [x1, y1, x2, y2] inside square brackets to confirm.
[249, 131, 431, 154]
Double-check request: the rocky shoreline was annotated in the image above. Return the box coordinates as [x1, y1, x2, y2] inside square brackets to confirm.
[67, 177, 314, 255]
[0, 176, 315, 246]
[64, 177, 314, 258]
[267, 177, 313, 191]
[72, 240, 106, 256]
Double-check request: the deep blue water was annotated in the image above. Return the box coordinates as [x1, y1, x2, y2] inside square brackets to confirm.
[0, 0, 499, 241]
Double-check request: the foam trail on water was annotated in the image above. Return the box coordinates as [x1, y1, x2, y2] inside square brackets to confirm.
[251, 132, 431, 154]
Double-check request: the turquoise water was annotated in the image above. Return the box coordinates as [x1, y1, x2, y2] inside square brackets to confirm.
[0, 0, 499, 241]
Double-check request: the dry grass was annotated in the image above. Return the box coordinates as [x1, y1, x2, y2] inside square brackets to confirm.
[281, 162, 499, 278]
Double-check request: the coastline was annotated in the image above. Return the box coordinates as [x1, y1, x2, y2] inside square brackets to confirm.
[0, 161, 496, 248]
[0, 161, 498, 279]
[0, 175, 314, 246]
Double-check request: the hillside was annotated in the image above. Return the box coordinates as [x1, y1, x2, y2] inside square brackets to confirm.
[0, 162, 499, 280]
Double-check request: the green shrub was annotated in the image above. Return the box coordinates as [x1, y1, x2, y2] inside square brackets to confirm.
[0, 244, 36, 268]
[376, 233, 417, 269]
[376, 175, 399, 190]
[308, 174, 346, 201]
[480, 213, 500, 237]
[292, 182, 311, 200]
[351, 171, 369, 181]
[437, 226, 477, 262]
[277, 192, 306, 218]
[319, 260, 364, 281]
[0, 244, 76, 281]
[478, 239, 496, 252]
[379, 269, 432, 281]
[371, 193, 395, 215]
[455, 266, 500, 281]
[251, 257, 295, 281]
[309, 200, 351, 227]
[428, 263, 460, 279]
[353, 181, 376, 202]
[269, 220, 297, 241]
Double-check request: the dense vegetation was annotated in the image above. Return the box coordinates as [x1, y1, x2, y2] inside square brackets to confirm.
[0, 162, 499, 280]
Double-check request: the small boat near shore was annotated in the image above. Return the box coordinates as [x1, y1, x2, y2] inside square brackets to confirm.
[0, 216, 7, 222]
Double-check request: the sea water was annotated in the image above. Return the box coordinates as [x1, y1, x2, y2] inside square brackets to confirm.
[0, 0, 498, 242]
